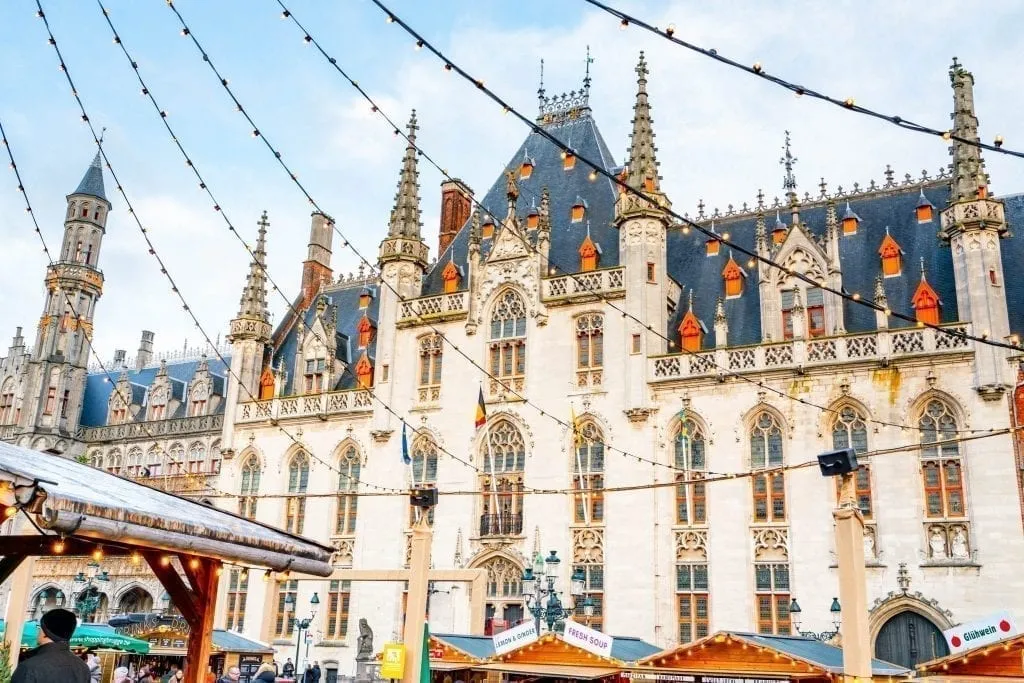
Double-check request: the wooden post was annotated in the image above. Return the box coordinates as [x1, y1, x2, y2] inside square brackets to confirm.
[834, 472, 872, 683]
[3, 555, 33, 666]
[402, 517, 433, 683]
[183, 558, 219, 683]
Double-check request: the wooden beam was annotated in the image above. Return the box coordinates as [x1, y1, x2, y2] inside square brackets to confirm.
[143, 551, 199, 624]
[0, 555, 25, 585]
[0, 535, 134, 557]
[184, 557, 218, 683]
[3, 556, 35, 667]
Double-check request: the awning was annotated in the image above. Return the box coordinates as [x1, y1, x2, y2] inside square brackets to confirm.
[476, 663, 620, 679]
[428, 662, 475, 672]
[3, 621, 150, 654]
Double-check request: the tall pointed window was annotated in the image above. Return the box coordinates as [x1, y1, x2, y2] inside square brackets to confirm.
[755, 563, 791, 635]
[913, 278, 941, 326]
[488, 290, 527, 395]
[806, 287, 825, 337]
[418, 334, 443, 403]
[479, 420, 526, 537]
[919, 399, 964, 519]
[751, 412, 786, 523]
[285, 451, 310, 534]
[410, 436, 439, 526]
[273, 580, 298, 638]
[187, 443, 205, 474]
[238, 454, 260, 520]
[572, 421, 605, 524]
[304, 353, 326, 394]
[879, 233, 902, 277]
[832, 406, 873, 518]
[325, 580, 352, 640]
[676, 563, 709, 643]
[0, 379, 15, 425]
[575, 314, 603, 388]
[225, 569, 248, 631]
[675, 417, 707, 525]
[335, 447, 360, 536]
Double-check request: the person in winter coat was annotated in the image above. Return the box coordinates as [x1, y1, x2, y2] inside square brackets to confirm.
[309, 663, 322, 683]
[86, 651, 102, 683]
[12, 608, 90, 683]
[255, 662, 278, 682]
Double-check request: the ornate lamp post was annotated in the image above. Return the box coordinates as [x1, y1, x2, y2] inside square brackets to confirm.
[521, 551, 585, 633]
[285, 592, 319, 679]
[72, 560, 110, 622]
[790, 597, 841, 641]
[31, 588, 66, 617]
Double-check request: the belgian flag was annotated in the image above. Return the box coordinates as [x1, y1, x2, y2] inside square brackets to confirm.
[475, 387, 487, 429]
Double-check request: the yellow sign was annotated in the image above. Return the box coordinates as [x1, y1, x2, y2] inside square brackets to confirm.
[380, 643, 406, 679]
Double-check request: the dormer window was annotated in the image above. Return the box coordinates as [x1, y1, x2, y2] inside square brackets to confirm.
[772, 215, 788, 244]
[482, 218, 495, 239]
[916, 191, 935, 223]
[579, 235, 601, 272]
[678, 310, 703, 352]
[643, 177, 656, 193]
[355, 354, 374, 389]
[706, 239, 720, 256]
[526, 209, 539, 229]
[357, 315, 375, 348]
[358, 290, 372, 309]
[519, 158, 534, 180]
[879, 232, 902, 277]
[913, 277, 941, 326]
[722, 257, 744, 298]
[841, 203, 860, 235]
[563, 151, 576, 170]
[259, 366, 275, 400]
[571, 198, 587, 223]
[442, 261, 461, 294]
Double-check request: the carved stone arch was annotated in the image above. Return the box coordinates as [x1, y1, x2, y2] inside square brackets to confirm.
[235, 445, 265, 472]
[771, 230, 829, 287]
[906, 388, 970, 430]
[30, 582, 62, 603]
[741, 401, 792, 438]
[282, 442, 312, 473]
[411, 424, 446, 453]
[330, 436, 366, 465]
[666, 408, 712, 445]
[485, 285, 529, 332]
[31, 436, 49, 451]
[819, 395, 875, 441]
[869, 592, 955, 646]
[565, 411, 613, 452]
[471, 409, 534, 456]
[112, 581, 155, 605]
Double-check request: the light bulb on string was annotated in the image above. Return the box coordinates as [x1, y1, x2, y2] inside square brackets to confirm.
[995, 135, 1004, 148]
[620, 18, 629, 29]
[415, 40, 423, 50]
[665, 23, 676, 37]
[753, 62, 763, 73]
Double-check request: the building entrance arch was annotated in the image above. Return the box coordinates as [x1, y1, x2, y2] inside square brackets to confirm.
[874, 610, 949, 670]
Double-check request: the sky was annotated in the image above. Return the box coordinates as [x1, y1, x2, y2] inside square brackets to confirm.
[1, 0, 1023, 363]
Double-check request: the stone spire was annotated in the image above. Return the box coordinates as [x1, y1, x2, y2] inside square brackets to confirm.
[236, 212, 270, 323]
[625, 52, 662, 194]
[780, 130, 798, 207]
[388, 110, 423, 239]
[948, 58, 989, 203]
[73, 151, 107, 201]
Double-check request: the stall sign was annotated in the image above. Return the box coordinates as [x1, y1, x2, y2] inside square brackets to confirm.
[380, 643, 406, 680]
[429, 648, 445, 660]
[492, 621, 538, 655]
[621, 674, 788, 683]
[562, 620, 612, 658]
[943, 611, 1018, 653]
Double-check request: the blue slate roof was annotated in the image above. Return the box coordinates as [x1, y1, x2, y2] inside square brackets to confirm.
[999, 192, 1024, 336]
[609, 635, 661, 662]
[80, 356, 231, 427]
[734, 632, 908, 676]
[211, 629, 274, 654]
[422, 114, 620, 295]
[273, 280, 380, 395]
[432, 633, 495, 659]
[73, 152, 107, 201]
[667, 182, 971, 347]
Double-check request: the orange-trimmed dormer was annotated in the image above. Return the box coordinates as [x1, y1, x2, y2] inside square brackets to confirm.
[526, 206, 539, 229]
[258, 365, 276, 400]
[912, 263, 941, 326]
[678, 309, 704, 352]
[562, 150, 576, 170]
[355, 352, 374, 389]
[571, 197, 587, 223]
[772, 212, 788, 244]
[442, 260, 462, 294]
[916, 190, 935, 223]
[616, 167, 628, 194]
[579, 232, 601, 272]
[841, 202, 861, 235]
[481, 216, 495, 239]
[519, 156, 534, 180]
[358, 288, 372, 310]
[722, 255, 744, 297]
[878, 230, 903, 277]
[357, 314, 376, 348]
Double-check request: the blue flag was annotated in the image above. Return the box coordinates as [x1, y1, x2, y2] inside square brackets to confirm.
[401, 422, 411, 465]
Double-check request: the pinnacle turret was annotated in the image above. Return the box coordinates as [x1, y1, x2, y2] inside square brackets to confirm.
[72, 151, 108, 202]
[388, 110, 423, 239]
[236, 212, 270, 323]
[948, 58, 989, 203]
[625, 52, 661, 194]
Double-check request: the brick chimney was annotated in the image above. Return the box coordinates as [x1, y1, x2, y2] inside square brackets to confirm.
[438, 179, 473, 256]
[301, 211, 334, 310]
[135, 330, 154, 369]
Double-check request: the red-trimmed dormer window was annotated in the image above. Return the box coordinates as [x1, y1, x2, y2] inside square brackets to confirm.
[526, 210, 539, 229]
[358, 291, 372, 310]
[355, 354, 374, 389]
[520, 159, 534, 180]
[841, 203, 860, 235]
[563, 151, 576, 170]
[571, 200, 586, 223]
[879, 233, 902, 277]
[482, 219, 495, 239]
[913, 279, 941, 326]
[259, 366, 275, 400]
[357, 315, 375, 348]
[579, 235, 600, 272]
[706, 239, 720, 256]
[722, 257, 744, 298]
[916, 191, 934, 223]
[678, 310, 703, 352]
[442, 261, 461, 294]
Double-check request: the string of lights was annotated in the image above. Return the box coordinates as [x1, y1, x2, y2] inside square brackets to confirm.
[90, 0, 505, 492]
[0, 115, 228, 500]
[275, 0, 995, 440]
[584, 0, 1021, 160]
[371, 0, 1024, 356]
[33, 1, 411, 497]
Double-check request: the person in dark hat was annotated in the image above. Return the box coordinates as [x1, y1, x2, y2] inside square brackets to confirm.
[13, 607, 90, 682]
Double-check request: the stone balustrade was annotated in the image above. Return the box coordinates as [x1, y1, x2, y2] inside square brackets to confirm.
[236, 389, 373, 424]
[398, 291, 468, 324]
[651, 324, 972, 382]
[81, 414, 223, 442]
[542, 267, 625, 303]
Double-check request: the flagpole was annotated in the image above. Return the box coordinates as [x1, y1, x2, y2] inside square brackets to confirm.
[485, 420, 501, 535]
[571, 405, 590, 526]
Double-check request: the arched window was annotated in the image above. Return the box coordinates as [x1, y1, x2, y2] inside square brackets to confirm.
[335, 447, 360, 536]
[418, 335, 443, 403]
[238, 455, 261, 520]
[572, 421, 604, 524]
[919, 399, 965, 519]
[167, 443, 185, 475]
[144, 447, 161, 477]
[189, 380, 209, 417]
[126, 447, 143, 477]
[43, 368, 59, 416]
[575, 314, 603, 387]
[750, 412, 785, 523]
[675, 417, 707, 525]
[225, 569, 249, 631]
[479, 420, 526, 537]
[117, 587, 153, 614]
[107, 450, 122, 475]
[488, 291, 527, 395]
[0, 378, 15, 425]
[831, 405, 873, 519]
[479, 555, 525, 632]
[410, 436, 438, 526]
[187, 443, 205, 474]
[88, 450, 104, 470]
[285, 451, 310, 534]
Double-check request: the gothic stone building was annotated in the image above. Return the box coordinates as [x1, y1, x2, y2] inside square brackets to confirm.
[5, 55, 1024, 674]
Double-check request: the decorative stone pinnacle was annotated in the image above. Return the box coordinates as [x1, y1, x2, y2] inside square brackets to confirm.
[715, 297, 727, 323]
[387, 110, 423, 240]
[780, 130, 798, 203]
[947, 57, 989, 202]
[624, 51, 662, 196]
[234, 211, 270, 325]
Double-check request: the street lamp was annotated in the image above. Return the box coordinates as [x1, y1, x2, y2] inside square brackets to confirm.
[521, 551, 585, 633]
[790, 597, 842, 641]
[72, 560, 109, 621]
[287, 593, 319, 679]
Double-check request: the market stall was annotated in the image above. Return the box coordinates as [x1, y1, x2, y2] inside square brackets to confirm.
[917, 632, 1024, 681]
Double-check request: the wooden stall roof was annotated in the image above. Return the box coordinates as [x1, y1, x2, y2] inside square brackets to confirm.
[918, 632, 1024, 678]
[491, 631, 660, 668]
[0, 443, 334, 575]
[637, 631, 909, 679]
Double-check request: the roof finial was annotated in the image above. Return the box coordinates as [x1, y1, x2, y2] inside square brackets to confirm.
[386, 110, 423, 239]
[687, 288, 694, 312]
[585, 219, 591, 237]
[780, 130, 798, 205]
[583, 45, 594, 93]
[920, 257, 927, 281]
[98, 127, 106, 145]
[538, 58, 545, 101]
[233, 211, 271, 328]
